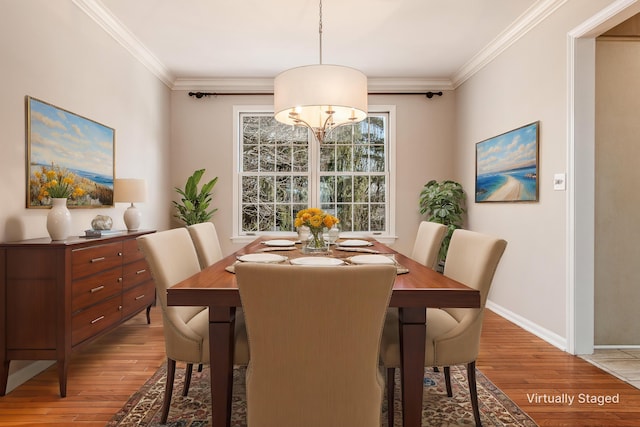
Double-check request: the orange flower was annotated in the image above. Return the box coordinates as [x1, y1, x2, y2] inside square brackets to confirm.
[295, 208, 339, 231]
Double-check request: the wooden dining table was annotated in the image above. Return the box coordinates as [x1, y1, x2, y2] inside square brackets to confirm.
[167, 236, 480, 427]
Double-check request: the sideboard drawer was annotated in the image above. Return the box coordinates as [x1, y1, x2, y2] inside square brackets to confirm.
[72, 242, 123, 280]
[122, 258, 152, 290]
[71, 296, 122, 346]
[122, 238, 145, 264]
[72, 267, 123, 312]
[122, 281, 155, 318]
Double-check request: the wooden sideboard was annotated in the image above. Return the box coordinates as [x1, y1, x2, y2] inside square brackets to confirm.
[0, 230, 156, 397]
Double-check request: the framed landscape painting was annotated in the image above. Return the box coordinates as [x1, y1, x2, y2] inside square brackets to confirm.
[26, 96, 115, 208]
[475, 121, 539, 203]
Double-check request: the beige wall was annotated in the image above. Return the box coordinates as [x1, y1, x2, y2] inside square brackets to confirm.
[453, 0, 614, 344]
[0, 0, 171, 389]
[0, 0, 630, 392]
[169, 91, 457, 257]
[594, 38, 640, 345]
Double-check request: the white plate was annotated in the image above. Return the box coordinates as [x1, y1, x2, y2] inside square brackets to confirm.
[262, 239, 296, 247]
[338, 239, 372, 247]
[237, 253, 287, 263]
[339, 233, 368, 239]
[349, 254, 395, 265]
[290, 257, 344, 266]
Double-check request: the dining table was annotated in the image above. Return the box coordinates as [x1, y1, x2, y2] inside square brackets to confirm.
[167, 235, 480, 427]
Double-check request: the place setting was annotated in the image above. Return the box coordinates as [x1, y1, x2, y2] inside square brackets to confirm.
[258, 239, 298, 252]
[343, 253, 410, 274]
[334, 238, 381, 254]
[225, 252, 290, 273]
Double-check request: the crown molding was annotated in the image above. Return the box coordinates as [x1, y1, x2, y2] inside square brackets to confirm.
[75, 0, 561, 92]
[172, 78, 275, 92]
[72, 0, 174, 87]
[451, 0, 568, 88]
[172, 77, 453, 92]
[368, 78, 453, 92]
[569, 0, 640, 38]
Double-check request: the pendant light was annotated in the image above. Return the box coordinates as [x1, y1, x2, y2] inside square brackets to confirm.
[273, 0, 368, 143]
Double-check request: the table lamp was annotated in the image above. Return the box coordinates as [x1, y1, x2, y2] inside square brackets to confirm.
[114, 178, 147, 231]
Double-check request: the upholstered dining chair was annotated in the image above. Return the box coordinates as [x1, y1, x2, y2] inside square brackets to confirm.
[235, 263, 396, 427]
[411, 220, 447, 269]
[138, 228, 249, 424]
[380, 229, 507, 427]
[186, 222, 226, 373]
[187, 222, 224, 269]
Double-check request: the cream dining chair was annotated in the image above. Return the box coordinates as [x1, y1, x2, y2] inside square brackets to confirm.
[187, 222, 224, 269]
[187, 222, 232, 373]
[235, 263, 396, 427]
[411, 221, 447, 269]
[138, 228, 249, 424]
[380, 229, 507, 427]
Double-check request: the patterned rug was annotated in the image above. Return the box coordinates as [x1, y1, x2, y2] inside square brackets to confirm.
[108, 364, 537, 426]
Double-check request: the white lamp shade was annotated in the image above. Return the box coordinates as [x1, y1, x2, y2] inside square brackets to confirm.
[274, 64, 368, 129]
[114, 179, 147, 203]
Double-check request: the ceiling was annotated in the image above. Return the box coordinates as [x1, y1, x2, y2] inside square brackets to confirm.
[78, 0, 548, 90]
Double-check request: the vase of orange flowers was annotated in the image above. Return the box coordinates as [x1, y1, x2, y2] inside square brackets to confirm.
[40, 165, 84, 240]
[294, 208, 339, 254]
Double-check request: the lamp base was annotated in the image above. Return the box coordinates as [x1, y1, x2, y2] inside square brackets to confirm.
[123, 203, 142, 231]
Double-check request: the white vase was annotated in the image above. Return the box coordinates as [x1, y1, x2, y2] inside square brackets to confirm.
[47, 198, 71, 241]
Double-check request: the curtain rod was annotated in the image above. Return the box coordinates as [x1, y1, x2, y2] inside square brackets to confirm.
[187, 91, 443, 99]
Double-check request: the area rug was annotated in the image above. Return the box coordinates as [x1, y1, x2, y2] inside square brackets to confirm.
[108, 364, 537, 426]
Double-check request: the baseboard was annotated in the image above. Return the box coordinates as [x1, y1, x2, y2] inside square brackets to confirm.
[595, 344, 640, 349]
[5, 361, 55, 394]
[486, 300, 568, 351]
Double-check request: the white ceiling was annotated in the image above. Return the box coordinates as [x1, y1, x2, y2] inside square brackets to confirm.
[77, 0, 550, 89]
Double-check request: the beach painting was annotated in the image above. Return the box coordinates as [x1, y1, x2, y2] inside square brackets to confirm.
[26, 96, 115, 208]
[475, 121, 539, 203]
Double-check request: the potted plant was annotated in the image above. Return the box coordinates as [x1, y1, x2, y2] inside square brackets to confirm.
[418, 179, 466, 269]
[173, 169, 219, 226]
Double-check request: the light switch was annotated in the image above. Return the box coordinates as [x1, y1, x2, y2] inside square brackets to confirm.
[553, 173, 566, 191]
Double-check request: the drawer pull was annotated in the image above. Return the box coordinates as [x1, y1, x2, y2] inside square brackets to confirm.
[90, 257, 105, 263]
[118, 252, 123, 256]
[90, 315, 105, 324]
[90, 285, 105, 293]
[135, 294, 145, 300]
[118, 277, 123, 282]
[136, 269, 147, 275]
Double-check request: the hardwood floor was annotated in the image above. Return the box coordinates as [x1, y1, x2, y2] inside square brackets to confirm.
[1, 307, 640, 426]
[0, 308, 165, 426]
[478, 310, 640, 426]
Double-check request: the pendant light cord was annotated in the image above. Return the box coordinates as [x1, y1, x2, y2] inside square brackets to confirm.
[318, 0, 323, 65]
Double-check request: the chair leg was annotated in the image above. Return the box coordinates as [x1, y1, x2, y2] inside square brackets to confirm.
[183, 363, 194, 396]
[198, 363, 203, 372]
[386, 368, 395, 427]
[161, 358, 176, 424]
[467, 361, 482, 427]
[444, 366, 453, 397]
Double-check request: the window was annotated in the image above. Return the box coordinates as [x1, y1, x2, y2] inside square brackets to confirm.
[233, 106, 395, 241]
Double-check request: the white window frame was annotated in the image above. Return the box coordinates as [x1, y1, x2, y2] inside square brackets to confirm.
[232, 105, 396, 245]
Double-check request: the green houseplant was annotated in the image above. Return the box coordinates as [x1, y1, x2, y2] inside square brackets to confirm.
[173, 169, 219, 226]
[418, 179, 466, 266]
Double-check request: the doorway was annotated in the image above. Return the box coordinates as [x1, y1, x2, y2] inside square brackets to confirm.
[569, 0, 640, 354]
